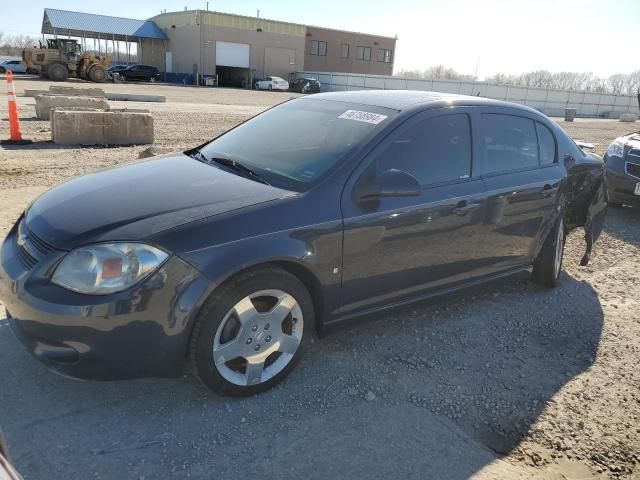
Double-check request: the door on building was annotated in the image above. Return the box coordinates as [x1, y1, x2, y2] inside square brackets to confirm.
[215, 41, 250, 88]
[165, 52, 172, 73]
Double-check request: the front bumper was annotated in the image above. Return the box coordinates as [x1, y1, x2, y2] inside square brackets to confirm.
[0, 220, 213, 380]
[606, 167, 640, 207]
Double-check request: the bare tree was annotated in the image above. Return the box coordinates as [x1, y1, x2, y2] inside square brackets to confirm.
[396, 65, 475, 81]
[0, 31, 38, 56]
[607, 74, 627, 94]
[396, 64, 639, 95]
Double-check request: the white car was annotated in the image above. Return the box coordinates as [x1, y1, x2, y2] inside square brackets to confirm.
[0, 59, 28, 74]
[255, 76, 289, 91]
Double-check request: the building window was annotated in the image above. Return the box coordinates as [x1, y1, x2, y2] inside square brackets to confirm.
[340, 44, 349, 58]
[377, 49, 392, 63]
[356, 46, 371, 61]
[311, 40, 327, 56]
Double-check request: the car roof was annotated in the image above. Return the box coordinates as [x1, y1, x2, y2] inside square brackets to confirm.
[304, 90, 543, 115]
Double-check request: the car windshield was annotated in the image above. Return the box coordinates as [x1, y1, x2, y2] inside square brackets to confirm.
[197, 98, 395, 191]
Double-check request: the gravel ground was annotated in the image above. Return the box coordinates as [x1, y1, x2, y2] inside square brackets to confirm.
[0, 76, 639, 480]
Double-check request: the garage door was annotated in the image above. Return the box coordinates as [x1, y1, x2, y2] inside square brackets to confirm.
[215, 41, 250, 68]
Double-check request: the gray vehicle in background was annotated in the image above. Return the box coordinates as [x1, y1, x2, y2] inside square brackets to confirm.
[604, 131, 640, 208]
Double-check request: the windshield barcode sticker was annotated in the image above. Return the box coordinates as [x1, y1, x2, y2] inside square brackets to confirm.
[338, 110, 388, 125]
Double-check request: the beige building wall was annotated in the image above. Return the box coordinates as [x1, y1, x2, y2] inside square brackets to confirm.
[141, 11, 305, 79]
[304, 26, 396, 76]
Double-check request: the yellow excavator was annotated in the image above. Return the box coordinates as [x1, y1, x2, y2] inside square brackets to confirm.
[22, 39, 110, 83]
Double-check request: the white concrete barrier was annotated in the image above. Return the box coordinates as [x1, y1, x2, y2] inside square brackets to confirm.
[24, 89, 49, 97]
[48, 86, 106, 97]
[51, 110, 154, 145]
[620, 113, 638, 122]
[35, 95, 110, 120]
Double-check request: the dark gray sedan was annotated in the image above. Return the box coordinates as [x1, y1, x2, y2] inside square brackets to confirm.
[0, 91, 607, 396]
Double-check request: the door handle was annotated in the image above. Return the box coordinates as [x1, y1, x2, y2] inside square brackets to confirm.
[453, 200, 481, 216]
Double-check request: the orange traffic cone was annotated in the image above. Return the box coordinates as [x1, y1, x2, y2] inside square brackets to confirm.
[1, 70, 32, 145]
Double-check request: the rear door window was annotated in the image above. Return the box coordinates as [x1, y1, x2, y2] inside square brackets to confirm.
[480, 114, 539, 174]
[536, 122, 557, 165]
[376, 113, 472, 185]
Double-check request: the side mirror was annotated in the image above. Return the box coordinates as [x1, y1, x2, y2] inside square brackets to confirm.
[357, 169, 421, 201]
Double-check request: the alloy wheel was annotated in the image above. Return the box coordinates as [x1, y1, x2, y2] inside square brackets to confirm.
[213, 289, 303, 386]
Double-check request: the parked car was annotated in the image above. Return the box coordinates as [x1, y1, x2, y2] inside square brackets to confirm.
[254, 76, 289, 91]
[0, 430, 22, 480]
[118, 64, 160, 82]
[289, 77, 321, 94]
[0, 91, 607, 396]
[107, 64, 129, 73]
[0, 60, 28, 74]
[603, 131, 640, 208]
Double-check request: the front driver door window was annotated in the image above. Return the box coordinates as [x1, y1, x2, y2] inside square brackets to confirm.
[339, 109, 487, 315]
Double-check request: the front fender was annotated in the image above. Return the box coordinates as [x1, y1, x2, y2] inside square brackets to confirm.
[176, 220, 344, 322]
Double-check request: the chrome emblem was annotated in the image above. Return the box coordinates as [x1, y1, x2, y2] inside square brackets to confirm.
[17, 232, 28, 247]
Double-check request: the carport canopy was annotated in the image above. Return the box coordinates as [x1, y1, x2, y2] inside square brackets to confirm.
[41, 8, 168, 42]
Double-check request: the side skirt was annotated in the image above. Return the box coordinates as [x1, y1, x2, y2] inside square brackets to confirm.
[323, 264, 532, 328]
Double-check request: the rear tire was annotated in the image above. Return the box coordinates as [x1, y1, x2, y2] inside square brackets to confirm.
[532, 217, 565, 288]
[87, 64, 107, 83]
[0, 67, 5, 74]
[190, 266, 314, 396]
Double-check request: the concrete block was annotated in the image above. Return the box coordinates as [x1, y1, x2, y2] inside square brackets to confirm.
[48, 86, 106, 97]
[105, 93, 166, 103]
[51, 110, 154, 145]
[24, 89, 49, 97]
[35, 95, 110, 120]
[620, 113, 638, 122]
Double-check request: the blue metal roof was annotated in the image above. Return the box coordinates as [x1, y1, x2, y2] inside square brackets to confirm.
[42, 8, 168, 40]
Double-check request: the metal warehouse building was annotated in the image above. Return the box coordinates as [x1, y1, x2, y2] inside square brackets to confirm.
[40, 8, 396, 87]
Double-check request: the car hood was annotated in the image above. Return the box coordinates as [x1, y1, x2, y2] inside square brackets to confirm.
[25, 154, 293, 249]
[620, 133, 640, 150]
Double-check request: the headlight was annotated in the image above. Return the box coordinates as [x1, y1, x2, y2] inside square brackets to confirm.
[52, 243, 169, 295]
[606, 140, 624, 158]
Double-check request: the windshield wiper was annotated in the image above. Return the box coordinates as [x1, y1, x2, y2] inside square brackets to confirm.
[190, 150, 270, 185]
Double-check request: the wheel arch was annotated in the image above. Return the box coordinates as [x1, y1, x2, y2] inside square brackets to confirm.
[183, 258, 327, 361]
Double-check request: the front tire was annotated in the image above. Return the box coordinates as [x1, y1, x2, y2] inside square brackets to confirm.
[532, 217, 565, 287]
[87, 64, 107, 83]
[190, 267, 314, 396]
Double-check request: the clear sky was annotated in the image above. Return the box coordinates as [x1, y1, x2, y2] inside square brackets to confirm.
[1, 0, 637, 78]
